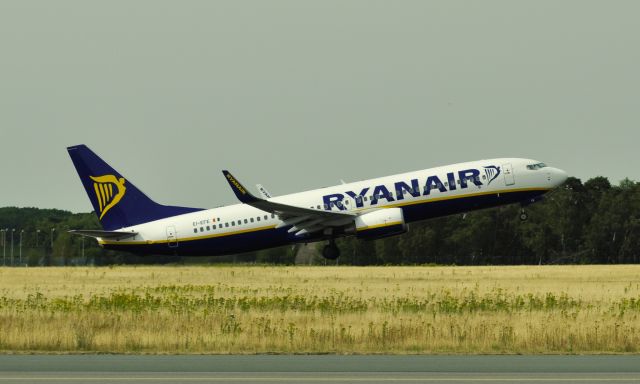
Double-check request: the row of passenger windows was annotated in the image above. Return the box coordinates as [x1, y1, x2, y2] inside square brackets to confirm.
[194, 214, 276, 233]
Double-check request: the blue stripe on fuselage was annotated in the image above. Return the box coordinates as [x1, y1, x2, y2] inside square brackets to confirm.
[102, 189, 548, 256]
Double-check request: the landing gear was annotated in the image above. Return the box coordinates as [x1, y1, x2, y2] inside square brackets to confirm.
[322, 240, 340, 260]
[519, 209, 528, 222]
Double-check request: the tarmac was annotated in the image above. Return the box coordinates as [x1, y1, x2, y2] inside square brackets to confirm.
[1, 355, 639, 383]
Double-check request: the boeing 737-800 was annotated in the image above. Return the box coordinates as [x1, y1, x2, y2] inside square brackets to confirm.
[68, 145, 568, 259]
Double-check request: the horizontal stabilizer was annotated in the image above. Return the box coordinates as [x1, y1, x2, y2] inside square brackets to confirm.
[68, 230, 138, 239]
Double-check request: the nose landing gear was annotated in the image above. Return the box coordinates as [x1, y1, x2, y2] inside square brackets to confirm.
[322, 239, 340, 260]
[519, 209, 528, 222]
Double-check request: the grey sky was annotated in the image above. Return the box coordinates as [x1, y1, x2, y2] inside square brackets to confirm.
[1, 1, 638, 213]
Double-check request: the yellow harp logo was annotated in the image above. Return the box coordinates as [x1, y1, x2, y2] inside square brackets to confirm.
[90, 175, 127, 220]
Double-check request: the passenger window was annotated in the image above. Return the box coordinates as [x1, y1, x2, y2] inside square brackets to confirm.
[213, 225, 216, 229]
[244, 219, 248, 224]
[257, 217, 261, 221]
[250, 218, 254, 223]
[231, 221, 235, 226]
[200, 227, 204, 232]
[225, 223, 229, 228]
[206, 226, 210, 231]
[345, 200, 349, 205]
[364, 196, 368, 201]
[264, 215, 268, 220]
[324, 204, 329, 209]
[193, 228, 197, 233]
[389, 192, 393, 197]
[317, 205, 321, 209]
[271, 214, 275, 219]
[444, 182, 448, 187]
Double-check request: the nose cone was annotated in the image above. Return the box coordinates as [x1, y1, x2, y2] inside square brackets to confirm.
[548, 167, 568, 187]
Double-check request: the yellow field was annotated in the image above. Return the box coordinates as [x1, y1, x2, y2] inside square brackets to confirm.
[0, 265, 639, 354]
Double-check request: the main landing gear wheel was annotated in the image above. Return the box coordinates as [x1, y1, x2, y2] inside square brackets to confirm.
[322, 241, 340, 260]
[519, 209, 529, 222]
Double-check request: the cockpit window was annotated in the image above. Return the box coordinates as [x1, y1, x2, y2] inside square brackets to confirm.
[527, 162, 547, 170]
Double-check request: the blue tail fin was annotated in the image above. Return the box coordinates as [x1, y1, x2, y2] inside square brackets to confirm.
[67, 145, 202, 230]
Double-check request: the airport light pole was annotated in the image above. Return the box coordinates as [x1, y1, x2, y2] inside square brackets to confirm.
[49, 228, 56, 266]
[1, 229, 5, 266]
[36, 229, 41, 264]
[10, 229, 15, 267]
[19, 230, 24, 266]
[3, 229, 7, 266]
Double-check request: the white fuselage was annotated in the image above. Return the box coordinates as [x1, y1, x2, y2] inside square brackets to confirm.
[98, 158, 567, 256]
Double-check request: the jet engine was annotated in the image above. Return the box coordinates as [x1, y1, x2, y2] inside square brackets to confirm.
[354, 208, 407, 240]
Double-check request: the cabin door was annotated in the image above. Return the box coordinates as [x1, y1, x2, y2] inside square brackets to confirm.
[167, 226, 178, 248]
[502, 163, 515, 186]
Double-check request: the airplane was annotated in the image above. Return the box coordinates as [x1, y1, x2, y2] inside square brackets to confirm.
[67, 145, 568, 260]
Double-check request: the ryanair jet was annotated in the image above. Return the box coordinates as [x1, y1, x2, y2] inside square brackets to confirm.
[68, 145, 568, 260]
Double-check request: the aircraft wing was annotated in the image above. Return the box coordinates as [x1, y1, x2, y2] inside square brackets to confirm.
[223, 170, 355, 236]
[68, 230, 138, 239]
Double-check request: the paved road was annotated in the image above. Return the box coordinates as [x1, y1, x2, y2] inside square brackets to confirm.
[1, 355, 640, 383]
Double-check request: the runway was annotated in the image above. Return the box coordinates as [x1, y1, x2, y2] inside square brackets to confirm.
[1, 355, 640, 383]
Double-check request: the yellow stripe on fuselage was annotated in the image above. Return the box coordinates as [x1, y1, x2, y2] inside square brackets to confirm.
[99, 187, 550, 246]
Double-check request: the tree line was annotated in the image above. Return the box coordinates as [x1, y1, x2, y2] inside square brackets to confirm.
[0, 176, 638, 266]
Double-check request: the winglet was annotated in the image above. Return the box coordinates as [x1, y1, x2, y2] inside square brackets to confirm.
[222, 170, 261, 204]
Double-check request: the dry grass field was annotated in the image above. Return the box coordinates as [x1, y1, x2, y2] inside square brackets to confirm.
[0, 265, 639, 354]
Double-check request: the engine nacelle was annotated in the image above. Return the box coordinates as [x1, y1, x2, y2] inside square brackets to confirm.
[354, 208, 407, 240]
